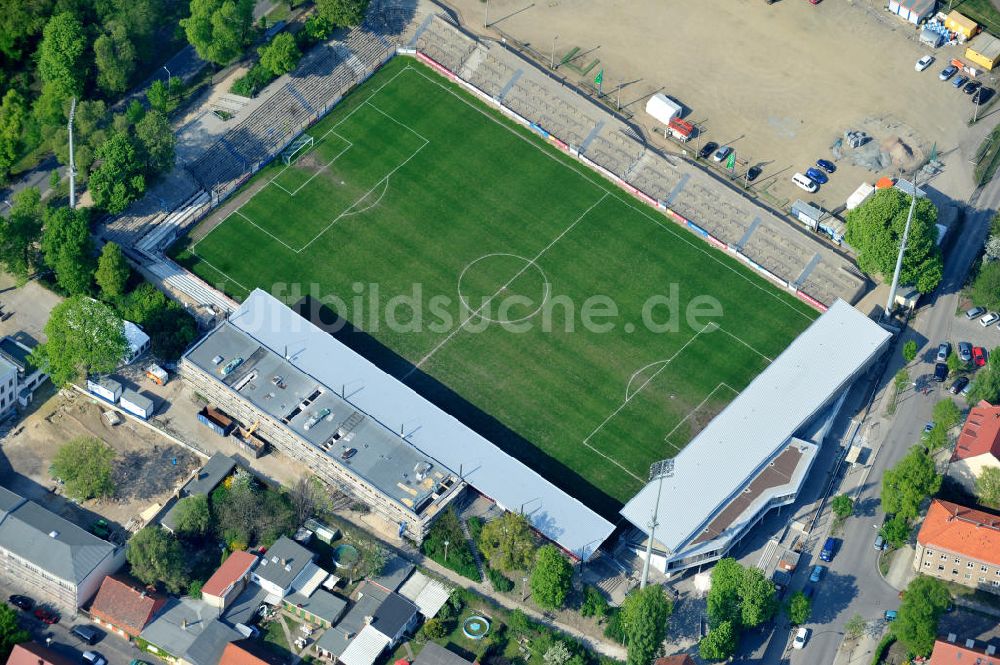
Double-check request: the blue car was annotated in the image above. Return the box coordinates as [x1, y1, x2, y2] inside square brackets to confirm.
[817, 159, 836, 173]
[806, 167, 828, 185]
[809, 565, 825, 583]
[954, 75, 969, 89]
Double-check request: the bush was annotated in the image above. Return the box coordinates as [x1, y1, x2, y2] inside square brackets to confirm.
[487, 566, 515, 593]
[231, 64, 275, 98]
[870, 634, 896, 665]
[580, 585, 609, 619]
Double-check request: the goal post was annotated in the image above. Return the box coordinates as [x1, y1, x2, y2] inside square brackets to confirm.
[282, 134, 315, 165]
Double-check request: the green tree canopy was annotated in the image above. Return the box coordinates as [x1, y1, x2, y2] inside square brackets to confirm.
[844, 188, 943, 293]
[52, 100, 108, 181]
[932, 398, 962, 431]
[51, 437, 116, 501]
[94, 24, 137, 95]
[892, 576, 950, 656]
[699, 620, 737, 662]
[0, 604, 30, 662]
[968, 347, 1000, 404]
[36, 13, 89, 99]
[786, 591, 811, 625]
[706, 558, 776, 629]
[89, 132, 146, 213]
[972, 261, 1000, 311]
[31, 296, 128, 386]
[621, 585, 672, 665]
[134, 110, 176, 174]
[258, 32, 301, 76]
[844, 614, 867, 639]
[831, 494, 854, 520]
[881, 514, 911, 549]
[316, 0, 370, 26]
[95, 242, 131, 299]
[173, 494, 211, 536]
[976, 466, 1000, 509]
[127, 526, 191, 593]
[0, 186, 43, 281]
[530, 544, 573, 609]
[0, 90, 28, 182]
[42, 205, 94, 295]
[478, 511, 536, 572]
[181, 0, 254, 65]
[881, 446, 941, 520]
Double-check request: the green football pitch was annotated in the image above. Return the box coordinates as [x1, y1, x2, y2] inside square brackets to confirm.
[175, 57, 818, 515]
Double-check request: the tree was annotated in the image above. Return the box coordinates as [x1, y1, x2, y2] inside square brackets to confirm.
[479, 511, 536, 572]
[947, 351, 965, 375]
[543, 643, 570, 665]
[737, 566, 777, 628]
[892, 576, 950, 657]
[89, 132, 146, 213]
[620, 585, 672, 665]
[173, 495, 211, 536]
[181, 0, 255, 65]
[95, 242, 131, 299]
[933, 398, 962, 430]
[968, 348, 1000, 404]
[52, 100, 108, 180]
[903, 339, 918, 363]
[845, 188, 943, 293]
[706, 557, 743, 627]
[786, 591, 811, 625]
[0, 186, 43, 281]
[94, 24, 136, 95]
[880, 515, 911, 549]
[37, 13, 89, 100]
[316, 0, 370, 27]
[699, 620, 737, 662]
[976, 466, 1000, 509]
[530, 544, 572, 609]
[51, 437, 116, 501]
[118, 283, 197, 359]
[925, 422, 949, 452]
[31, 296, 128, 386]
[580, 585, 610, 619]
[0, 605, 30, 662]
[831, 494, 854, 520]
[844, 613, 866, 639]
[147, 80, 170, 114]
[0, 90, 28, 182]
[421, 618, 448, 640]
[973, 261, 1000, 310]
[127, 526, 190, 593]
[42, 205, 94, 295]
[881, 446, 941, 520]
[135, 110, 176, 174]
[288, 475, 323, 524]
[258, 33, 300, 76]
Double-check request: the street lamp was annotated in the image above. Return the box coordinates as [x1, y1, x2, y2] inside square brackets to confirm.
[163, 65, 171, 80]
[640, 458, 675, 589]
[550, 35, 558, 69]
[443, 539, 450, 563]
[522, 576, 529, 600]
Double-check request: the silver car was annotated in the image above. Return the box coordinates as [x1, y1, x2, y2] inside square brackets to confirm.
[937, 342, 951, 363]
[958, 342, 972, 363]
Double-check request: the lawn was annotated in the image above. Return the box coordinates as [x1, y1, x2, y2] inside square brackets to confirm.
[953, 0, 1000, 37]
[175, 57, 817, 516]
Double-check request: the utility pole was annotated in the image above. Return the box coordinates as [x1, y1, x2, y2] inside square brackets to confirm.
[68, 97, 77, 209]
[744, 155, 752, 189]
[640, 458, 675, 589]
[616, 82, 622, 112]
[550, 35, 558, 69]
[484, 0, 489, 28]
[884, 170, 919, 320]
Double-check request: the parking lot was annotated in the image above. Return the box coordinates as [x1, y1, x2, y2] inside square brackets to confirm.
[452, 0, 992, 209]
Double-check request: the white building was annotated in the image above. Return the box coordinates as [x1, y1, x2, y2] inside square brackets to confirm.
[122, 321, 150, 366]
[0, 357, 18, 418]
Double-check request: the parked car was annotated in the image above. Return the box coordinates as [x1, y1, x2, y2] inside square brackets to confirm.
[962, 382, 972, 397]
[966, 306, 986, 319]
[974, 346, 987, 367]
[802, 585, 815, 599]
[885, 610, 898, 622]
[940, 65, 958, 80]
[8, 595, 32, 611]
[950, 376, 970, 395]
[916, 55, 935, 71]
[341, 448, 357, 460]
[937, 342, 951, 362]
[792, 172, 818, 193]
[874, 534, 886, 550]
[805, 167, 829, 184]
[34, 608, 59, 624]
[954, 75, 970, 89]
[71, 625, 102, 645]
[819, 537, 837, 562]
[935, 363, 949, 382]
[817, 159, 836, 173]
[959, 341, 972, 363]
[699, 142, 718, 160]
[746, 165, 762, 182]
[82, 652, 106, 665]
[712, 145, 733, 163]
[981, 312, 999, 327]
[923, 421, 935, 435]
[965, 80, 982, 95]
[793, 627, 809, 650]
[809, 565, 825, 582]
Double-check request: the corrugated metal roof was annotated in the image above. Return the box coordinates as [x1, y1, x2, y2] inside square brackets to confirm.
[398, 571, 451, 618]
[970, 32, 1000, 60]
[620, 300, 889, 551]
[227, 290, 614, 558]
[340, 625, 391, 665]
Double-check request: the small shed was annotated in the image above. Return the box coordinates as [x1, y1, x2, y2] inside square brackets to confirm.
[966, 32, 1000, 70]
[887, 0, 937, 25]
[894, 285, 921, 310]
[791, 199, 825, 231]
[945, 10, 978, 39]
[645, 93, 682, 125]
[120, 389, 155, 420]
[920, 27, 944, 47]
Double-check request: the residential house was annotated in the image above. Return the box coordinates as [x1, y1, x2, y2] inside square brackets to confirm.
[161, 453, 237, 533]
[0, 486, 123, 609]
[316, 582, 419, 665]
[950, 401, 1000, 492]
[139, 597, 242, 665]
[6, 643, 76, 665]
[251, 536, 315, 599]
[218, 640, 288, 665]
[203, 552, 258, 612]
[914, 499, 1000, 593]
[0, 335, 47, 410]
[412, 644, 474, 665]
[928, 637, 998, 665]
[90, 576, 166, 639]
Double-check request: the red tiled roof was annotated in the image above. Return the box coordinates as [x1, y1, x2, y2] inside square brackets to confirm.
[654, 657, 695, 665]
[917, 499, 1000, 566]
[929, 639, 999, 665]
[7, 643, 76, 665]
[952, 400, 1000, 462]
[90, 576, 165, 637]
[219, 640, 288, 665]
[202, 551, 258, 599]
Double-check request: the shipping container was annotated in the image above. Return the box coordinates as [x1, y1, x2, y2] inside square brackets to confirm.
[120, 389, 155, 420]
[667, 117, 694, 142]
[145, 364, 168, 386]
[198, 406, 235, 436]
[87, 376, 123, 404]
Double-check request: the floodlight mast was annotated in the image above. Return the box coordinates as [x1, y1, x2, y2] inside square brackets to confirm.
[640, 458, 675, 589]
[883, 170, 919, 320]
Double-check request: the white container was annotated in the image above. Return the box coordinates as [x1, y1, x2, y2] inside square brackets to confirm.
[87, 377, 122, 404]
[120, 389, 154, 420]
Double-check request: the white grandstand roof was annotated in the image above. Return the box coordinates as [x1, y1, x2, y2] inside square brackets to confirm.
[620, 300, 890, 552]
[229, 289, 614, 559]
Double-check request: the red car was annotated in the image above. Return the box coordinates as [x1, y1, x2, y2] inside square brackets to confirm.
[33, 608, 59, 624]
[974, 346, 987, 367]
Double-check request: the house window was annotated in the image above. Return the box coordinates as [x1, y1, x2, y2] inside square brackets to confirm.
[983, 565, 989, 572]
[939, 565, 945, 571]
[980, 577, 987, 583]
[926, 550, 934, 556]
[925, 562, 931, 567]
[953, 569, 959, 575]
[941, 554, 948, 560]
[994, 580, 1000, 588]
[968, 562, 975, 568]
[965, 574, 972, 579]
[955, 557, 962, 563]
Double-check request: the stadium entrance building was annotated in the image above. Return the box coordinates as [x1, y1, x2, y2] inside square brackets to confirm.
[620, 300, 891, 577]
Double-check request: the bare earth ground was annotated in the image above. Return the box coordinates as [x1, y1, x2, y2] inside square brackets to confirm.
[445, 0, 993, 210]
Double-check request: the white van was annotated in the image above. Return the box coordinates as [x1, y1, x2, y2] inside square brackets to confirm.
[792, 173, 818, 193]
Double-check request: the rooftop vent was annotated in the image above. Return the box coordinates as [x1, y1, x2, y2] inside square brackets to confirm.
[947, 634, 957, 643]
[986, 646, 996, 656]
[966, 639, 976, 648]
[271, 556, 279, 564]
[284, 564, 292, 572]
[48, 531, 58, 538]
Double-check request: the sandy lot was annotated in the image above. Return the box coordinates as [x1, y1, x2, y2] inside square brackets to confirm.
[446, 0, 997, 209]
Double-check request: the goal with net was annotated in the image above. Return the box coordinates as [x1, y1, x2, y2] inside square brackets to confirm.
[281, 134, 315, 165]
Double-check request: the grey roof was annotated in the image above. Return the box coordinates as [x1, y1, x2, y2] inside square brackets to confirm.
[214, 289, 614, 559]
[255, 536, 314, 590]
[185, 620, 242, 665]
[0, 498, 117, 585]
[0, 336, 35, 372]
[220, 582, 269, 628]
[140, 597, 218, 659]
[0, 486, 26, 521]
[185, 453, 237, 497]
[373, 556, 414, 592]
[621, 300, 891, 553]
[370, 591, 418, 639]
[121, 389, 154, 413]
[414, 643, 474, 665]
[285, 589, 348, 623]
[316, 583, 388, 657]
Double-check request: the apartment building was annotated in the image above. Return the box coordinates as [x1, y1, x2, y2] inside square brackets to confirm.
[914, 499, 1000, 594]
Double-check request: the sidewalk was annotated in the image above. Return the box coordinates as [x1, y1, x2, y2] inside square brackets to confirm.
[883, 545, 916, 591]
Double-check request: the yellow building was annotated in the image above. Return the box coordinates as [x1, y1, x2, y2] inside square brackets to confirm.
[966, 32, 1000, 70]
[945, 10, 978, 40]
